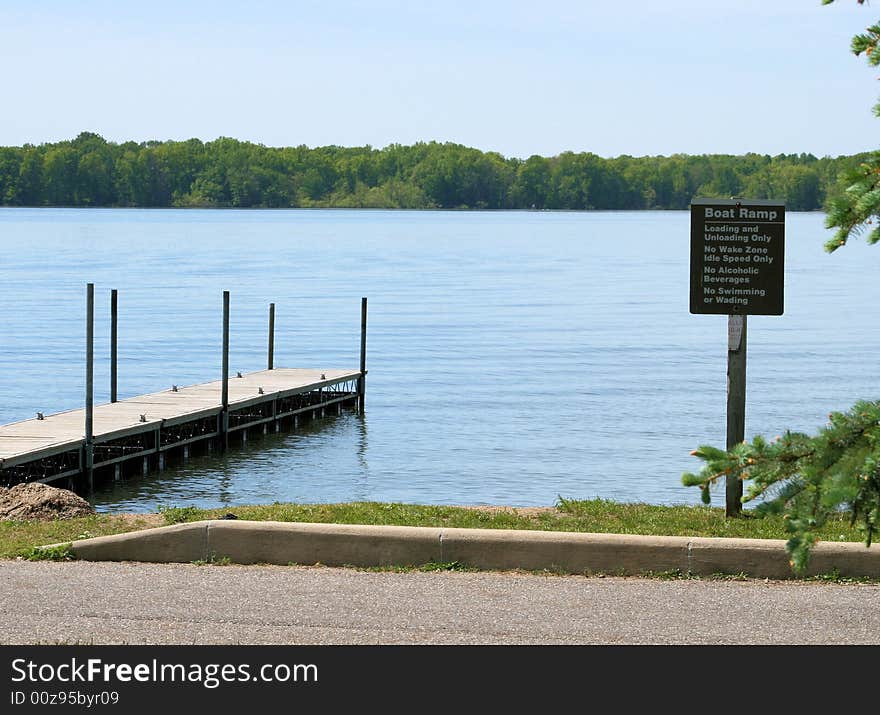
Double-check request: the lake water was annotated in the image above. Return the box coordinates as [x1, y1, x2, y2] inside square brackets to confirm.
[0, 208, 877, 512]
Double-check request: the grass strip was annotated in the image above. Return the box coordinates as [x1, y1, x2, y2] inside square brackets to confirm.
[0, 498, 866, 561]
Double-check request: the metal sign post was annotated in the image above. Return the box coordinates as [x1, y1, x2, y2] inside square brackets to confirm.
[726, 313, 747, 514]
[689, 198, 785, 516]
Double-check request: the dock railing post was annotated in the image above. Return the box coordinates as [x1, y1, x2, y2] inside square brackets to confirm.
[110, 288, 118, 403]
[85, 283, 95, 491]
[221, 290, 230, 452]
[268, 302, 275, 370]
[359, 297, 367, 415]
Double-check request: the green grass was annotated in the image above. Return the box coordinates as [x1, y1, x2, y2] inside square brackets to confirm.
[552, 497, 864, 541]
[0, 497, 868, 561]
[345, 560, 477, 574]
[0, 514, 159, 560]
[190, 554, 233, 566]
[190, 497, 866, 543]
[22, 543, 75, 561]
[158, 505, 202, 524]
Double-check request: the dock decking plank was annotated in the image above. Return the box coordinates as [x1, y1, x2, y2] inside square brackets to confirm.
[0, 368, 359, 466]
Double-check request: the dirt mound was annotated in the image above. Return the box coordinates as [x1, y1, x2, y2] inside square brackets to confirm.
[0, 483, 94, 521]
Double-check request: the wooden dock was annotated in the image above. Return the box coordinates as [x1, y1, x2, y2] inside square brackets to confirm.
[0, 368, 362, 490]
[0, 286, 369, 493]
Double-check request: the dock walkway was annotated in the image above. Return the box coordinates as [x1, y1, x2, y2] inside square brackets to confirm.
[0, 368, 361, 489]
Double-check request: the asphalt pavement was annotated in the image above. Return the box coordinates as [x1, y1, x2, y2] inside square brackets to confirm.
[1, 560, 878, 644]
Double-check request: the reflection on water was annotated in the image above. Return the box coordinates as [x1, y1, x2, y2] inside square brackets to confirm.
[355, 414, 369, 492]
[90, 412, 365, 512]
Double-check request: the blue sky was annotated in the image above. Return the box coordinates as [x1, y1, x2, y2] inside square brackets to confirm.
[0, 0, 877, 157]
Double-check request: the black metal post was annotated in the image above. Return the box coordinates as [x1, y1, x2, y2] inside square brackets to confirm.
[359, 297, 367, 415]
[85, 283, 95, 491]
[268, 302, 275, 370]
[110, 288, 118, 403]
[221, 290, 230, 451]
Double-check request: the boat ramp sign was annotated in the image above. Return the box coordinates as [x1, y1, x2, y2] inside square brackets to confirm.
[689, 198, 785, 315]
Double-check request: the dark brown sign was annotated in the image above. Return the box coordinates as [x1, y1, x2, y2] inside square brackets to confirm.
[690, 198, 785, 315]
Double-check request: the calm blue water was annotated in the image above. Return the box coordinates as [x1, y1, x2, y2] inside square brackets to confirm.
[0, 208, 877, 512]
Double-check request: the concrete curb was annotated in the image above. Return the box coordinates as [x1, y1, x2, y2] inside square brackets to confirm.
[56, 520, 880, 579]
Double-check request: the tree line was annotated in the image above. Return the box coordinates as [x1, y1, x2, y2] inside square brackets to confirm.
[0, 132, 865, 211]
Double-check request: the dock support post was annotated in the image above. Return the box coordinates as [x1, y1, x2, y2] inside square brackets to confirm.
[359, 297, 367, 415]
[221, 290, 230, 452]
[726, 314, 747, 517]
[268, 302, 275, 370]
[110, 288, 118, 403]
[85, 282, 95, 491]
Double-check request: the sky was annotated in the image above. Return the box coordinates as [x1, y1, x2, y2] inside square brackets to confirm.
[0, 0, 878, 158]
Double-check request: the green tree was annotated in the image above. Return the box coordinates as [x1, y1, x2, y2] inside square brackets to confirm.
[76, 149, 115, 206]
[822, 1, 880, 250]
[0, 134, 863, 211]
[114, 148, 149, 206]
[546, 152, 593, 209]
[412, 142, 511, 208]
[0, 147, 21, 204]
[683, 402, 880, 572]
[42, 146, 77, 205]
[16, 148, 43, 205]
[512, 156, 552, 209]
[684, 2, 880, 573]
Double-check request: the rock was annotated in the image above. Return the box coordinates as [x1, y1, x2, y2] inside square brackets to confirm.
[0, 483, 95, 521]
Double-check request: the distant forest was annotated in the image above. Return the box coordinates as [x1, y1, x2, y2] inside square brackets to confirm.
[0, 132, 865, 211]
